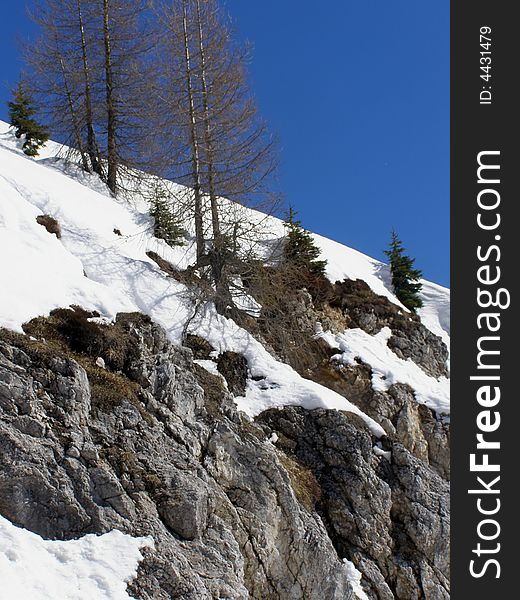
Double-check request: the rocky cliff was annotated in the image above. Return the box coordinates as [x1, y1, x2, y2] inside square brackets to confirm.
[0, 300, 449, 599]
[0, 127, 450, 599]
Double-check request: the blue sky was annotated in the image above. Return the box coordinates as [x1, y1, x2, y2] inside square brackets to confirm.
[0, 1, 449, 287]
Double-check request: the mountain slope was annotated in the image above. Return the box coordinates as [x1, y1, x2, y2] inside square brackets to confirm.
[0, 122, 449, 420]
[0, 124, 450, 599]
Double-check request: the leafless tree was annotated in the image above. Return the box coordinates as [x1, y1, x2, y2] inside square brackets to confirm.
[28, 0, 154, 194]
[28, 0, 97, 170]
[151, 0, 282, 311]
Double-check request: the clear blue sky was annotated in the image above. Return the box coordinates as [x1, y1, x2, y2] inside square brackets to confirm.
[0, 1, 449, 287]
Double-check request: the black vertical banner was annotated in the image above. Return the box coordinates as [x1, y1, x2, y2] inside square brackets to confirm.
[452, 1, 519, 598]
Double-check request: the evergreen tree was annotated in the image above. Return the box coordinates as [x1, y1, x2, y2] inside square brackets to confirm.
[149, 184, 185, 247]
[283, 208, 327, 277]
[384, 230, 423, 311]
[7, 82, 49, 156]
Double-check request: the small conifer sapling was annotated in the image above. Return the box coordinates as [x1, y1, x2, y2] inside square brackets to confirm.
[149, 184, 185, 247]
[384, 230, 423, 311]
[283, 207, 327, 277]
[8, 82, 49, 157]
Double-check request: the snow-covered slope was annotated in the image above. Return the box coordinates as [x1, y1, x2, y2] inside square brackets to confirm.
[0, 515, 152, 599]
[0, 123, 451, 598]
[0, 121, 449, 428]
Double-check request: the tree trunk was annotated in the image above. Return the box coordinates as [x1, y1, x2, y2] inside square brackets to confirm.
[195, 0, 220, 248]
[103, 0, 118, 193]
[182, 0, 204, 264]
[195, 0, 232, 313]
[77, 0, 103, 177]
[54, 31, 89, 172]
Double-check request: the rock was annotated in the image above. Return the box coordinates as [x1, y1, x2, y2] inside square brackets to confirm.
[258, 406, 450, 600]
[0, 307, 450, 599]
[388, 328, 449, 379]
[310, 358, 450, 480]
[66, 445, 81, 459]
[0, 319, 355, 599]
[36, 214, 61, 239]
[330, 278, 449, 378]
[217, 352, 248, 396]
[157, 474, 210, 540]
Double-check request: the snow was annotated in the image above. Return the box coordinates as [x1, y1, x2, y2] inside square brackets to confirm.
[319, 326, 450, 416]
[0, 121, 450, 592]
[314, 233, 403, 306]
[342, 558, 370, 600]
[417, 279, 451, 361]
[373, 445, 392, 461]
[0, 120, 448, 432]
[0, 514, 152, 599]
[194, 359, 224, 381]
[189, 304, 386, 436]
[312, 232, 451, 350]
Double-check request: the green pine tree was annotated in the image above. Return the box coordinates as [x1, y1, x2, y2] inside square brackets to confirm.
[283, 207, 327, 277]
[149, 185, 185, 247]
[384, 230, 423, 311]
[8, 82, 49, 157]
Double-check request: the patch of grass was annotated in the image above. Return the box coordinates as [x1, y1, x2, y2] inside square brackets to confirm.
[6, 309, 154, 422]
[279, 451, 322, 512]
[0, 326, 66, 367]
[185, 334, 215, 360]
[100, 446, 163, 495]
[100, 446, 139, 473]
[23, 307, 140, 373]
[86, 364, 141, 414]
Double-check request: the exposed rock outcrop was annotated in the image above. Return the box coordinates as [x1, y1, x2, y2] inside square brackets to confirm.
[257, 407, 450, 600]
[0, 314, 354, 599]
[0, 300, 450, 599]
[312, 362, 450, 480]
[330, 279, 449, 378]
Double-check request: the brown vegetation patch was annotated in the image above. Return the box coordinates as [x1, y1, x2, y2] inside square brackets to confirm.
[241, 265, 337, 373]
[99, 446, 162, 495]
[330, 278, 418, 331]
[86, 364, 142, 415]
[23, 307, 140, 373]
[217, 352, 248, 397]
[185, 334, 215, 360]
[36, 214, 61, 239]
[279, 451, 322, 512]
[0, 326, 64, 368]
[1, 318, 147, 421]
[11, 308, 157, 419]
[192, 363, 227, 419]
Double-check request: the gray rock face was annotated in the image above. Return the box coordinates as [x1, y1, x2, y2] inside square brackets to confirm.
[258, 407, 450, 600]
[310, 358, 450, 481]
[387, 329, 449, 379]
[0, 319, 354, 599]
[0, 305, 450, 599]
[330, 279, 449, 378]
